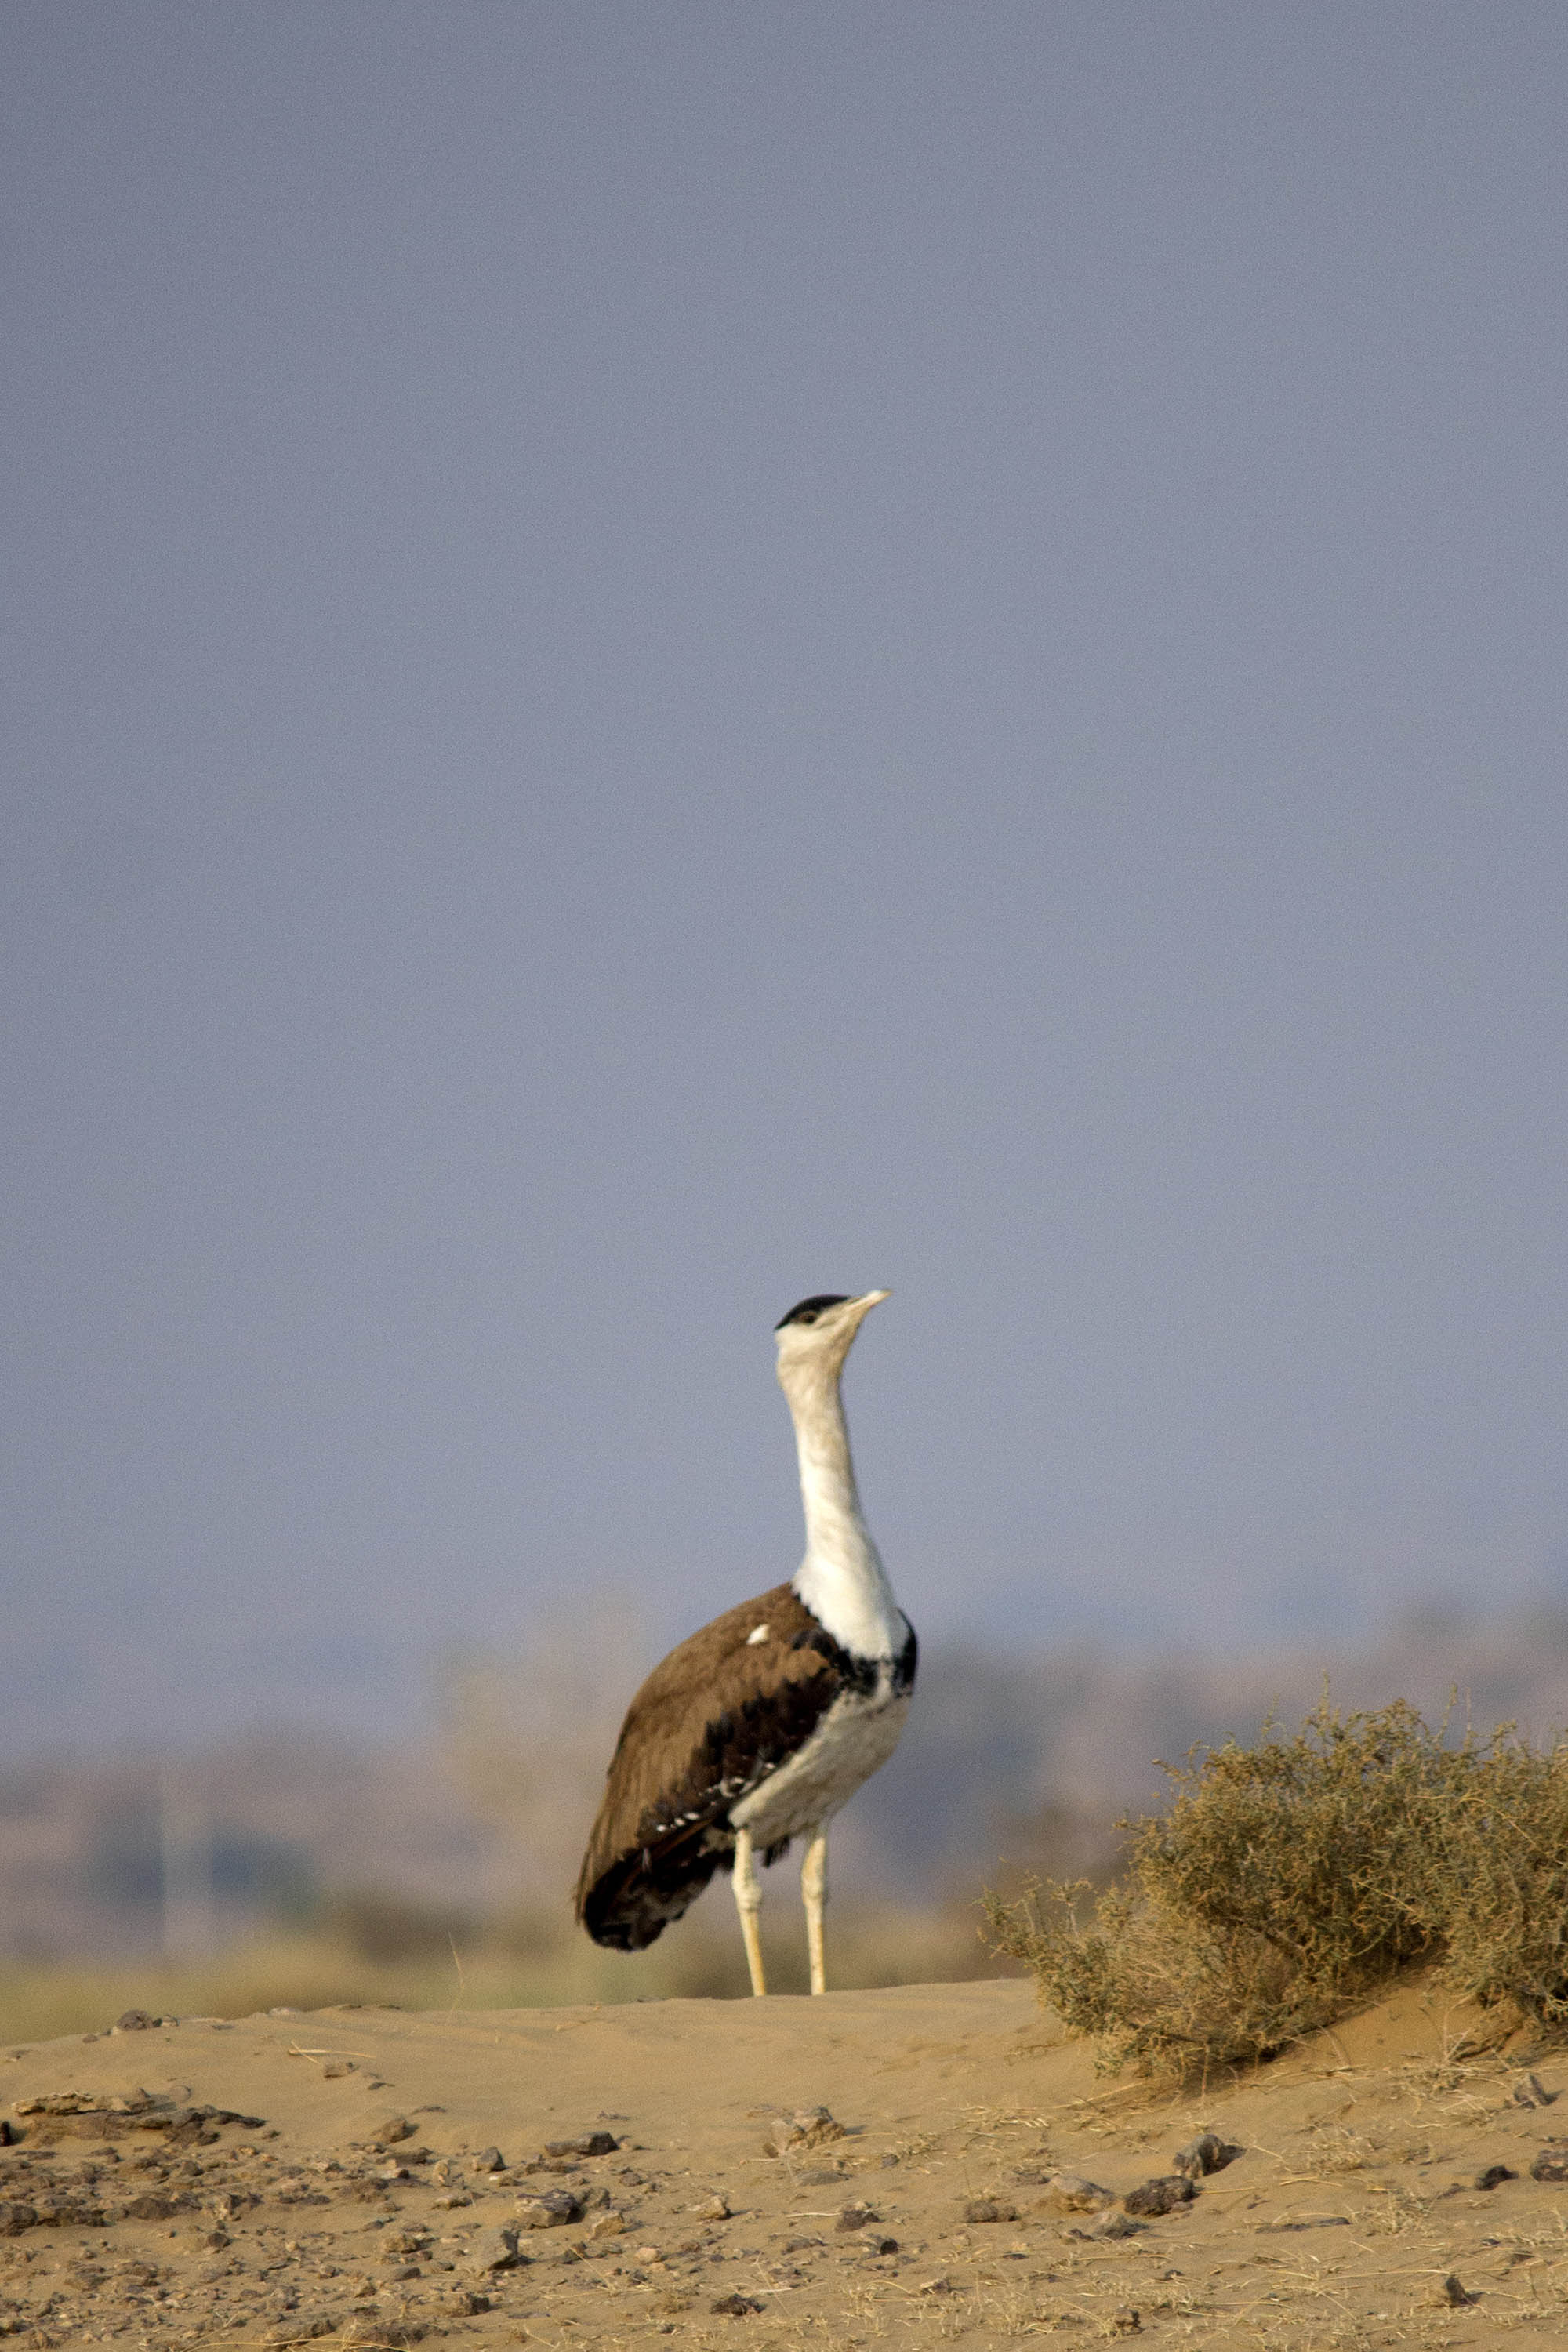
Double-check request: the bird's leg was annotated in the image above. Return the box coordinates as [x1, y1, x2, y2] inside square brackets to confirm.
[801, 1824, 829, 1996]
[732, 1826, 767, 1997]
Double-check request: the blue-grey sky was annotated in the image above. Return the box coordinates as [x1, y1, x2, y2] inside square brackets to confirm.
[5, 3, 1566, 1751]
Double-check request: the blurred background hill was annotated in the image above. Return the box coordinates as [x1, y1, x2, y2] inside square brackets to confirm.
[8, 1602, 1568, 2039]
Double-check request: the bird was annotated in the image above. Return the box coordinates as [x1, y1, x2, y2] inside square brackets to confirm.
[575, 1290, 916, 1996]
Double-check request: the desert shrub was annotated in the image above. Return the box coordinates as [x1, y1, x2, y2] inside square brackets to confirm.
[1434, 1733, 1568, 2018]
[986, 1697, 1568, 2078]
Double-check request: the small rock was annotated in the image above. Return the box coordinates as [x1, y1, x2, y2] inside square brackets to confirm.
[1512, 2073, 1558, 2109]
[472, 2223, 523, 2273]
[693, 2193, 731, 2221]
[448, 2289, 491, 2315]
[1172, 2132, 1243, 2178]
[866, 2234, 899, 2255]
[1475, 2164, 1517, 2191]
[916, 2274, 954, 2294]
[373, 2118, 416, 2147]
[111, 2009, 161, 2033]
[120, 2193, 191, 2222]
[543, 2132, 619, 2158]
[515, 2190, 584, 2229]
[0, 2204, 38, 2238]
[31, 2196, 105, 2227]
[1439, 2274, 1478, 2307]
[1107, 2314, 1142, 2337]
[837, 2201, 881, 2231]
[471, 2147, 506, 2172]
[962, 2197, 1018, 2224]
[762, 2107, 845, 2157]
[1082, 2211, 1143, 2241]
[434, 2191, 472, 2209]
[1531, 2143, 1568, 2183]
[1123, 2176, 1196, 2217]
[1039, 2170, 1115, 2213]
[587, 2210, 626, 2240]
[710, 2292, 764, 2315]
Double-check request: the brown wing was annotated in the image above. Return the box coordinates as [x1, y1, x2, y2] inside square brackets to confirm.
[575, 1582, 852, 1952]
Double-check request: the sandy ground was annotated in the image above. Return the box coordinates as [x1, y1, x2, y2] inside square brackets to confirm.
[5, 1975, 1568, 2350]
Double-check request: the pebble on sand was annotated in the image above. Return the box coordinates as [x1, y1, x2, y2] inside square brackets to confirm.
[1123, 2175, 1197, 2217]
[515, 2189, 585, 2228]
[837, 2201, 881, 2231]
[472, 2223, 524, 2273]
[762, 2107, 845, 2157]
[961, 2197, 1018, 2224]
[1172, 2132, 1243, 2178]
[1081, 2212, 1143, 2241]
[1512, 2074, 1557, 2109]
[1039, 2171, 1113, 2212]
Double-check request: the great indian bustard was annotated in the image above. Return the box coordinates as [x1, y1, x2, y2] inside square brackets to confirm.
[575, 1290, 915, 1995]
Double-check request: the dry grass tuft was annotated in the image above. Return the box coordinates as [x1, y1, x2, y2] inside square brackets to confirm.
[986, 1697, 1568, 2078]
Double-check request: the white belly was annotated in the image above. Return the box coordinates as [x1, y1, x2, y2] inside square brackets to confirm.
[730, 1679, 911, 1847]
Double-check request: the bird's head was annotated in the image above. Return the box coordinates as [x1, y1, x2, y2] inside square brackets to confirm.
[772, 1290, 889, 1395]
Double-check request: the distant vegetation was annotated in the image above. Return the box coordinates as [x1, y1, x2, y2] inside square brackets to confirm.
[0, 1894, 1010, 2045]
[13, 1606, 1568, 2042]
[987, 1698, 1568, 2078]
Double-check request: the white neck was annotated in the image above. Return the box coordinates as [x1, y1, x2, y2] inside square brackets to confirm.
[781, 1363, 905, 1659]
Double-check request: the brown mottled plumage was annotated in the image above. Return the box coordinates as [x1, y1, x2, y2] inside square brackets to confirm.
[575, 1581, 860, 1950]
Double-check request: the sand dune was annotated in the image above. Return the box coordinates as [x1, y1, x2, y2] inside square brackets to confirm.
[3, 1975, 1568, 2346]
